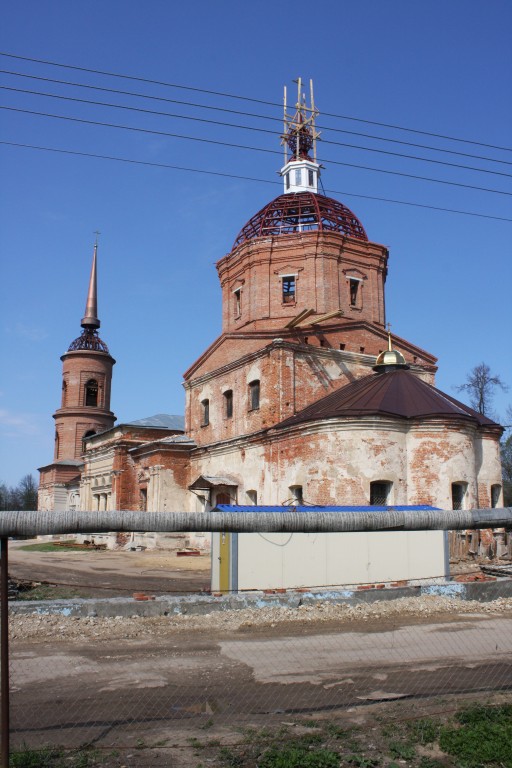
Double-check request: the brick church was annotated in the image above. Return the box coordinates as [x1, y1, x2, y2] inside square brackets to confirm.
[38, 81, 504, 560]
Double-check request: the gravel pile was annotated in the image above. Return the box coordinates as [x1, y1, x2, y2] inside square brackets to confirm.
[11, 595, 512, 643]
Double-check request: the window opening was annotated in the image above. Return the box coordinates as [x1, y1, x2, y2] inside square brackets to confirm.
[289, 485, 304, 505]
[370, 481, 391, 506]
[216, 491, 231, 506]
[320, 339, 326, 348]
[304, 336, 309, 345]
[224, 390, 233, 419]
[233, 287, 241, 317]
[285, 172, 290, 190]
[85, 379, 98, 407]
[248, 380, 260, 411]
[339, 343, 346, 350]
[140, 488, 147, 512]
[308, 168, 314, 186]
[201, 398, 210, 426]
[83, 430, 96, 439]
[282, 275, 296, 304]
[491, 484, 501, 508]
[451, 482, 466, 510]
[360, 346, 365, 353]
[61, 380, 67, 407]
[349, 278, 360, 307]
[247, 489, 258, 505]
[295, 168, 302, 186]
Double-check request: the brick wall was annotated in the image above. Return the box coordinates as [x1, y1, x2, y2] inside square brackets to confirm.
[53, 349, 115, 461]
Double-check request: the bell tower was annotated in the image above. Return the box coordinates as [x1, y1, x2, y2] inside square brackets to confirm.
[53, 242, 116, 461]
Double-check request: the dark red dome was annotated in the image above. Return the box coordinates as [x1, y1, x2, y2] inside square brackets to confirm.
[233, 192, 368, 248]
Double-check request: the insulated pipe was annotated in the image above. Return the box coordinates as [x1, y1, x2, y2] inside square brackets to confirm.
[0, 508, 511, 538]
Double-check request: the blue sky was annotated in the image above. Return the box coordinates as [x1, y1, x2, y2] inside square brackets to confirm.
[1, 0, 511, 485]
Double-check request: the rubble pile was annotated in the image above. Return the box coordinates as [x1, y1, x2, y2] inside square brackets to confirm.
[10, 595, 512, 644]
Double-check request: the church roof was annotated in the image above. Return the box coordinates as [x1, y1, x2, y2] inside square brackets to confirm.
[126, 414, 185, 430]
[274, 369, 501, 430]
[233, 191, 368, 248]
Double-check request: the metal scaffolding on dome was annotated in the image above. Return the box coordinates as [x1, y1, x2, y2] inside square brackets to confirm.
[67, 328, 110, 353]
[233, 191, 368, 247]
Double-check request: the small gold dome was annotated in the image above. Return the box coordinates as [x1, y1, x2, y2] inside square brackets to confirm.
[373, 328, 409, 372]
[374, 348, 407, 367]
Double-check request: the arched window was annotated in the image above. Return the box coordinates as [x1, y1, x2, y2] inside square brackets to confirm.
[223, 390, 233, 419]
[491, 484, 502, 508]
[451, 482, 467, 510]
[201, 398, 210, 426]
[289, 485, 303, 505]
[61, 380, 67, 407]
[85, 379, 98, 407]
[83, 430, 96, 440]
[248, 380, 260, 411]
[370, 481, 392, 506]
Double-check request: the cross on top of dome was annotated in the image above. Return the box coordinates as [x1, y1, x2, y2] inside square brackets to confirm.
[282, 77, 320, 163]
[281, 78, 321, 195]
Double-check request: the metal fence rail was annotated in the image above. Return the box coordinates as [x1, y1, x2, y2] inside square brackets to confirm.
[1, 507, 512, 537]
[2, 509, 512, 767]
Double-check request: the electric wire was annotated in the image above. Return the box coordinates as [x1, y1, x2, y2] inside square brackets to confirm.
[2, 105, 511, 198]
[2, 82, 511, 179]
[1, 50, 510, 153]
[1, 68, 510, 168]
[2, 140, 511, 223]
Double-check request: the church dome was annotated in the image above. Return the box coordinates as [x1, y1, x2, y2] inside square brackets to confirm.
[233, 191, 368, 249]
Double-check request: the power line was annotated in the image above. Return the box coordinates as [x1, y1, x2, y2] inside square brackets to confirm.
[1, 140, 511, 223]
[1, 68, 510, 168]
[2, 83, 511, 179]
[1, 51, 511, 154]
[2, 104, 511, 197]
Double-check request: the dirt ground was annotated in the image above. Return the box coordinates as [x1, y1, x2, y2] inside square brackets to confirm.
[10, 609, 512, 766]
[7, 542, 512, 766]
[8, 539, 211, 596]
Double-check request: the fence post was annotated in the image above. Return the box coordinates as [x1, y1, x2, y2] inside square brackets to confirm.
[0, 537, 9, 768]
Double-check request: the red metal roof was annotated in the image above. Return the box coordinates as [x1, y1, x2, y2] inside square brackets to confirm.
[275, 369, 501, 430]
[233, 192, 368, 248]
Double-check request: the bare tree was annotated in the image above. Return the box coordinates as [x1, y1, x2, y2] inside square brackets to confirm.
[456, 363, 508, 417]
[0, 474, 38, 511]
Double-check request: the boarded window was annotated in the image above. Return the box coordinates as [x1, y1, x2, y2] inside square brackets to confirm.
[201, 398, 210, 426]
[224, 390, 233, 419]
[85, 379, 98, 407]
[370, 481, 391, 506]
[248, 380, 260, 410]
[282, 275, 296, 304]
[140, 488, 147, 512]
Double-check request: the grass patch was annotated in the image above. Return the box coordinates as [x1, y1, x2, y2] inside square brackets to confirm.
[439, 702, 512, 766]
[17, 542, 99, 552]
[10, 745, 107, 767]
[16, 583, 85, 601]
[257, 744, 339, 768]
